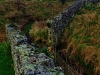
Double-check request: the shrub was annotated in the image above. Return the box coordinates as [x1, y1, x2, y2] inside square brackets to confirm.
[29, 21, 48, 45]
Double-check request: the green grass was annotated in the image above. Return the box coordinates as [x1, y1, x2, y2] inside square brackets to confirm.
[0, 41, 14, 75]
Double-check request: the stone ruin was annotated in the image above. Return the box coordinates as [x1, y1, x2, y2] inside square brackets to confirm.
[5, 24, 64, 75]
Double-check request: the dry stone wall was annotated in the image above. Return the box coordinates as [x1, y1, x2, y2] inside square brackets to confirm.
[51, 0, 99, 43]
[5, 24, 64, 75]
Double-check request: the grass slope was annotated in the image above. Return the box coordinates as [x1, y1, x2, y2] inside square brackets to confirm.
[61, 3, 100, 75]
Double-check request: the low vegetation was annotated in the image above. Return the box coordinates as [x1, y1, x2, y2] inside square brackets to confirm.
[60, 3, 100, 75]
[30, 21, 48, 46]
[0, 0, 75, 28]
[0, 41, 14, 75]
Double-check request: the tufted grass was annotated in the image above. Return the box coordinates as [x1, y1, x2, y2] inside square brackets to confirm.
[0, 41, 14, 75]
[61, 3, 100, 74]
[30, 21, 48, 47]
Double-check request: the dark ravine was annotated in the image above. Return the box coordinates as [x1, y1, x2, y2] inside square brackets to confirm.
[5, 24, 64, 75]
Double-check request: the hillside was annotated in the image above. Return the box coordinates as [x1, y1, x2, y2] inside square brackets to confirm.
[0, 0, 75, 41]
[60, 3, 100, 75]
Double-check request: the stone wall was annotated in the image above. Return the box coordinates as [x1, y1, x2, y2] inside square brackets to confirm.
[51, 0, 99, 44]
[5, 24, 64, 75]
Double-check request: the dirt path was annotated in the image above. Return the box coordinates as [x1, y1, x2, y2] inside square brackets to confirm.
[0, 28, 7, 43]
